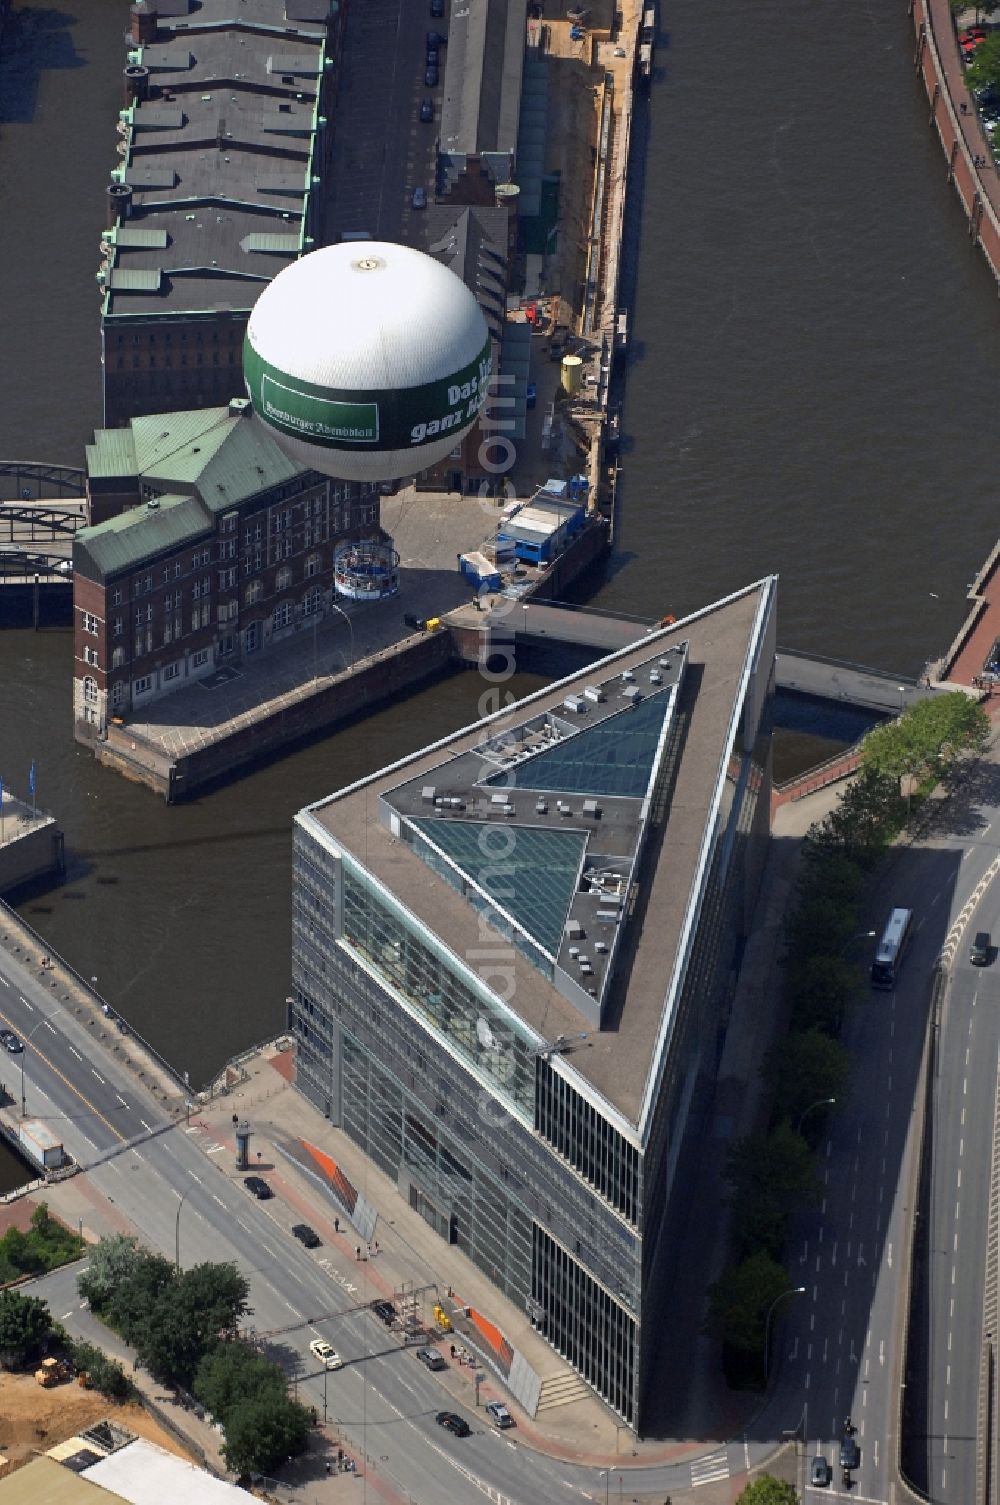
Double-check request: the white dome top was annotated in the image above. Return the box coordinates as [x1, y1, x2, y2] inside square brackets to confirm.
[246, 241, 488, 393]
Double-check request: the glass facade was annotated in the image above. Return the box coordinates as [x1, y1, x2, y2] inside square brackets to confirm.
[290, 594, 775, 1432]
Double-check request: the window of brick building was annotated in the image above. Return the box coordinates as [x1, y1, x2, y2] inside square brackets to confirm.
[83, 676, 98, 704]
[83, 612, 99, 635]
[112, 647, 125, 669]
[276, 565, 293, 592]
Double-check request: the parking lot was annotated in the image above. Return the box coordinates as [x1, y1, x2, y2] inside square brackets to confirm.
[325, 0, 444, 243]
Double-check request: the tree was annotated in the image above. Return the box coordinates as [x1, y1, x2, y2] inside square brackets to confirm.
[108, 1250, 176, 1345]
[221, 1392, 312, 1476]
[71, 1341, 133, 1400]
[194, 1340, 285, 1426]
[965, 32, 1000, 94]
[0, 1289, 52, 1369]
[133, 1262, 249, 1390]
[784, 894, 856, 963]
[769, 1030, 850, 1132]
[78, 1233, 145, 1312]
[705, 1251, 791, 1356]
[736, 1476, 799, 1505]
[826, 767, 905, 859]
[861, 694, 989, 789]
[796, 846, 864, 910]
[728, 1123, 818, 1258]
[786, 955, 856, 1035]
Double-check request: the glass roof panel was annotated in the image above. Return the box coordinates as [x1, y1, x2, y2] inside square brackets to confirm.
[412, 819, 587, 957]
[483, 688, 673, 799]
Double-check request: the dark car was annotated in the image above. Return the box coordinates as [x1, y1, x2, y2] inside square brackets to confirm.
[370, 1299, 396, 1325]
[416, 1346, 446, 1371]
[411, 187, 427, 210]
[810, 1455, 831, 1487]
[291, 1223, 321, 1248]
[435, 1411, 471, 1437]
[420, 97, 434, 123]
[430, 0, 444, 16]
[0, 1030, 23, 1054]
[424, 64, 439, 87]
[427, 30, 446, 47]
[243, 1175, 273, 1199]
[971, 930, 992, 965]
[426, 46, 439, 66]
[839, 1437, 860, 1470]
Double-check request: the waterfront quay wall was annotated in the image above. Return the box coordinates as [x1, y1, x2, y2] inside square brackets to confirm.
[911, 0, 1000, 288]
[96, 629, 454, 802]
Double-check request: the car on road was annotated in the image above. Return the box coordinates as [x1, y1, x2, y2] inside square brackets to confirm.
[435, 1411, 471, 1437]
[424, 64, 438, 87]
[291, 1223, 321, 1248]
[427, 30, 446, 48]
[839, 1437, 860, 1470]
[426, 45, 439, 65]
[370, 1299, 396, 1325]
[485, 1400, 514, 1428]
[309, 1339, 343, 1370]
[420, 97, 434, 122]
[415, 1346, 446, 1371]
[243, 1175, 272, 1199]
[810, 1455, 831, 1487]
[430, 0, 444, 16]
[0, 1030, 23, 1054]
[972, 929, 992, 965]
[411, 187, 427, 210]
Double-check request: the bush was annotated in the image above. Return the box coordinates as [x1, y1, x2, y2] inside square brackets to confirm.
[71, 1341, 133, 1400]
[0, 1205, 84, 1285]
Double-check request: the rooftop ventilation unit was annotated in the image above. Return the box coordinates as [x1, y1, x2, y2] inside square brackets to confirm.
[622, 685, 642, 703]
[621, 670, 636, 683]
[565, 919, 583, 939]
[649, 670, 662, 684]
[582, 799, 600, 819]
[422, 786, 436, 802]
[491, 793, 510, 805]
[583, 685, 604, 703]
[535, 799, 548, 815]
[594, 940, 609, 953]
[596, 908, 621, 923]
[563, 695, 586, 714]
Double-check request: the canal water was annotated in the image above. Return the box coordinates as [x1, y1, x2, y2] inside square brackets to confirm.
[0, 0, 998, 1088]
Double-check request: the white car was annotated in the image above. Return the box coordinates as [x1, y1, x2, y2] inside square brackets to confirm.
[309, 1339, 343, 1370]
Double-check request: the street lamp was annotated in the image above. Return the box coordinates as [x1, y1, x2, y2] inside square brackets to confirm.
[764, 1286, 806, 1384]
[19, 1014, 58, 1116]
[175, 1183, 195, 1270]
[329, 601, 355, 671]
[796, 1097, 836, 1135]
[840, 929, 876, 958]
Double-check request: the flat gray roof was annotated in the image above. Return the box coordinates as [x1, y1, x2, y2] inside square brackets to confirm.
[439, 0, 525, 161]
[103, 0, 325, 318]
[301, 580, 774, 1133]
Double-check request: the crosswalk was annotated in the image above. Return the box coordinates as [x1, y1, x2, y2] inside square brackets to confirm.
[690, 1448, 730, 1487]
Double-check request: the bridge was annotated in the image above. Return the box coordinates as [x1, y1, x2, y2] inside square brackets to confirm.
[0, 460, 87, 499]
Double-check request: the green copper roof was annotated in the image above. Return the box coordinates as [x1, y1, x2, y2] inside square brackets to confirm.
[85, 428, 138, 480]
[412, 818, 588, 957]
[484, 689, 674, 799]
[75, 494, 211, 577]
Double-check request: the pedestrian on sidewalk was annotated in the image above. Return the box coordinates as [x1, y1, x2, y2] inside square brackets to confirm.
[334, 1216, 340, 1233]
[356, 1245, 361, 1261]
[373, 1238, 380, 1255]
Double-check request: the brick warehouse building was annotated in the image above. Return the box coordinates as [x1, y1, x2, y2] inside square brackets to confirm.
[72, 402, 379, 739]
[101, 0, 343, 427]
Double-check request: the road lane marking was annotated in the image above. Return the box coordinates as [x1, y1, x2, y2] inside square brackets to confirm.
[206, 1144, 225, 1155]
[116, 1095, 129, 1108]
[140, 1119, 152, 1132]
[0, 978, 7, 986]
[91, 1070, 105, 1084]
[19, 996, 32, 1011]
[212, 1195, 225, 1207]
[43, 1021, 55, 1034]
[187, 1170, 202, 1183]
[69, 1046, 81, 1060]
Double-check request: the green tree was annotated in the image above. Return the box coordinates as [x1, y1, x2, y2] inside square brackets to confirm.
[77, 1233, 145, 1312]
[71, 1341, 133, 1400]
[861, 694, 989, 788]
[826, 767, 905, 858]
[134, 1262, 249, 1390]
[769, 1030, 850, 1133]
[728, 1123, 818, 1258]
[736, 1475, 799, 1505]
[220, 1392, 312, 1476]
[108, 1251, 176, 1345]
[796, 847, 864, 910]
[705, 1251, 791, 1357]
[966, 31, 1000, 93]
[784, 894, 856, 963]
[0, 1288, 52, 1369]
[194, 1340, 285, 1426]
[786, 954, 856, 1035]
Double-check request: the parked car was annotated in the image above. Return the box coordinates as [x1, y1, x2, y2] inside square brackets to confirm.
[416, 1346, 446, 1371]
[291, 1223, 321, 1248]
[425, 64, 439, 87]
[810, 1455, 831, 1487]
[420, 97, 434, 123]
[435, 1411, 471, 1437]
[426, 46, 439, 66]
[411, 187, 428, 210]
[309, 1339, 343, 1370]
[485, 1400, 514, 1428]
[430, 0, 444, 17]
[243, 1175, 272, 1199]
[427, 30, 446, 47]
[0, 1030, 23, 1054]
[370, 1299, 396, 1325]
